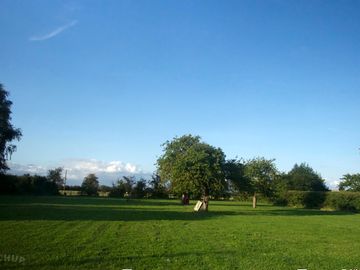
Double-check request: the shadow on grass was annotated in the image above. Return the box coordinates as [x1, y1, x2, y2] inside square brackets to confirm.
[0, 202, 355, 222]
[0, 196, 356, 222]
[0, 196, 182, 207]
[0, 204, 238, 221]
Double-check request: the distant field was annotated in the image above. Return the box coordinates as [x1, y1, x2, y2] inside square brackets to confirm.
[0, 196, 359, 270]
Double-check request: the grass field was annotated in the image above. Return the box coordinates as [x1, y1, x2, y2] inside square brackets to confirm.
[0, 196, 359, 270]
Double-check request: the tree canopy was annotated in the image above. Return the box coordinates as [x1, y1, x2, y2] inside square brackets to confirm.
[157, 135, 226, 209]
[286, 163, 328, 191]
[339, 173, 360, 192]
[81, 174, 99, 196]
[244, 157, 278, 197]
[0, 84, 22, 172]
[47, 167, 64, 188]
[224, 158, 251, 194]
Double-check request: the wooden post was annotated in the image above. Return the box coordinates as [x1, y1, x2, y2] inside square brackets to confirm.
[252, 193, 257, 208]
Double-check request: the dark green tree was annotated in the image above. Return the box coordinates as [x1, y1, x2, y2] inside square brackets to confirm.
[287, 163, 328, 191]
[133, 179, 147, 198]
[339, 173, 360, 192]
[0, 84, 22, 172]
[47, 167, 64, 189]
[245, 157, 278, 208]
[150, 173, 168, 198]
[110, 176, 135, 197]
[224, 158, 251, 194]
[157, 135, 226, 211]
[81, 173, 99, 196]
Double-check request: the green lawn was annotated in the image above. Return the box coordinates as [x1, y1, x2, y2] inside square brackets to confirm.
[0, 196, 359, 270]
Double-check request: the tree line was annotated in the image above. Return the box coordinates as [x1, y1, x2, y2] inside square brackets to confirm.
[0, 84, 359, 209]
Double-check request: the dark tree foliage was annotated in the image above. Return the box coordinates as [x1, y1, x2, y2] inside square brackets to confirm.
[47, 167, 64, 188]
[339, 173, 360, 192]
[0, 84, 22, 172]
[64, 185, 82, 191]
[224, 158, 251, 194]
[0, 174, 58, 195]
[287, 163, 328, 191]
[81, 173, 99, 196]
[133, 179, 147, 198]
[149, 173, 168, 198]
[109, 176, 135, 197]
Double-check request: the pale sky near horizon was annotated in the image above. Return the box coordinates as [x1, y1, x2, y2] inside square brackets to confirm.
[1, 0, 359, 187]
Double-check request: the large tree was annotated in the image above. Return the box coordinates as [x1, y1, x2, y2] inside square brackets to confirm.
[339, 173, 360, 192]
[0, 84, 22, 172]
[157, 135, 226, 211]
[47, 167, 64, 189]
[286, 163, 328, 191]
[245, 157, 278, 208]
[81, 173, 99, 196]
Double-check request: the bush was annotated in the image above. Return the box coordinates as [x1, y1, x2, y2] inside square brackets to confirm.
[0, 174, 58, 195]
[285, 191, 326, 208]
[324, 192, 360, 212]
[273, 190, 360, 212]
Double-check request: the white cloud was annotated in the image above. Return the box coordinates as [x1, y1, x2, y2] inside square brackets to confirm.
[8, 159, 149, 185]
[10, 163, 47, 175]
[30, 20, 78, 41]
[328, 180, 340, 191]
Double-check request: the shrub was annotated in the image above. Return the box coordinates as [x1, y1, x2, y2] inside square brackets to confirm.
[273, 190, 360, 212]
[282, 191, 326, 208]
[0, 174, 58, 195]
[324, 192, 360, 212]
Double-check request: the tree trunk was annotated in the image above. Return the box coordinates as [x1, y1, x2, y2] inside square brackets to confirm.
[252, 193, 257, 208]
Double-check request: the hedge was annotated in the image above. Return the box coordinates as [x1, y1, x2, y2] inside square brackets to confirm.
[274, 190, 360, 212]
[324, 192, 360, 212]
[0, 174, 58, 195]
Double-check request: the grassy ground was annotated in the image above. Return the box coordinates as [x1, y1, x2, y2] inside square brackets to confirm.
[0, 196, 359, 270]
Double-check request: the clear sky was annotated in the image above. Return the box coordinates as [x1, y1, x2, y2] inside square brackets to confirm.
[1, 0, 359, 187]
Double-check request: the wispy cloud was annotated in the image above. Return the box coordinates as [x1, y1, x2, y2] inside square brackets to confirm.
[30, 20, 78, 41]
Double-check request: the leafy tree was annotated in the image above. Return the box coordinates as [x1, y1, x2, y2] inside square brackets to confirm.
[224, 158, 251, 194]
[245, 157, 278, 208]
[149, 173, 168, 198]
[81, 173, 99, 196]
[0, 84, 22, 172]
[157, 135, 226, 211]
[133, 179, 147, 198]
[271, 172, 290, 205]
[339, 173, 360, 192]
[110, 176, 135, 197]
[287, 163, 328, 191]
[47, 167, 64, 189]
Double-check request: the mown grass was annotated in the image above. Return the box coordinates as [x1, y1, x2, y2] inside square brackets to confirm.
[0, 196, 359, 270]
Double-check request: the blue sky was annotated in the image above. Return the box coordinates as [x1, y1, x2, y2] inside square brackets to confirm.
[1, 0, 359, 187]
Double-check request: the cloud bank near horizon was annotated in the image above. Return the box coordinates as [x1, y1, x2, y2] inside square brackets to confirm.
[9, 159, 151, 185]
[29, 20, 78, 41]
